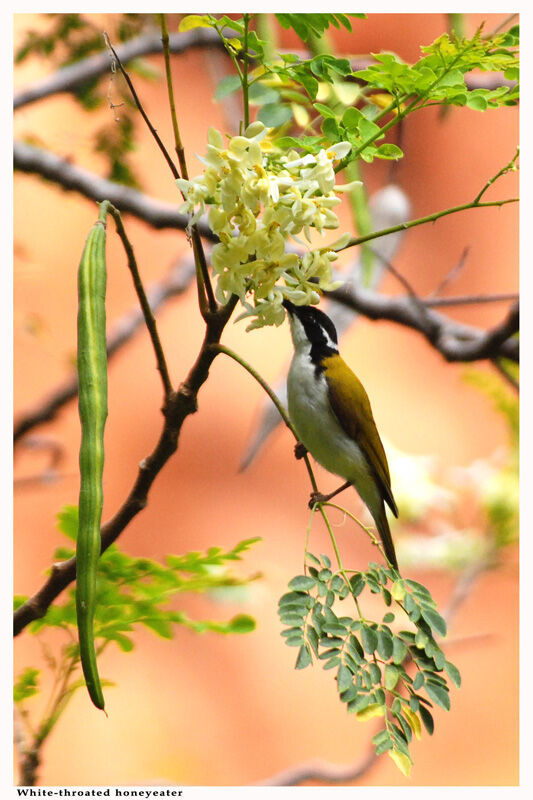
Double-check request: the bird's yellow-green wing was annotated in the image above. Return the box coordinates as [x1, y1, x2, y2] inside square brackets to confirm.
[322, 355, 398, 517]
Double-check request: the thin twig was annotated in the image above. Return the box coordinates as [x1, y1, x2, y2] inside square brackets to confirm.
[106, 203, 174, 398]
[423, 292, 518, 308]
[212, 343, 318, 492]
[339, 196, 518, 253]
[158, 15, 217, 316]
[103, 32, 180, 181]
[429, 247, 470, 297]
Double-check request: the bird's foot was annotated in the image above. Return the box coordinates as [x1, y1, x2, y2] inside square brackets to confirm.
[294, 442, 307, 460]
[308, 490, 329, 509]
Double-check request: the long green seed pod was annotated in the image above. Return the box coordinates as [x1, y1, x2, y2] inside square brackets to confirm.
[76, 203, 109, 710]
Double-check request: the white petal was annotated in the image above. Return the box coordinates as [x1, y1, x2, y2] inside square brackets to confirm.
[326, 141, 351, 160]
[335, 180, 363, 193]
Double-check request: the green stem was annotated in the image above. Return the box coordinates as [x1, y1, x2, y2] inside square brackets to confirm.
[211, 343, 318, 492]
[316, 505, 364, 619]
[159, 14, 187, 179]
[345, 160, 374, 283]
[158, 15, 217, 316]
[473, 147, 519, 204]
[338, 197, 518, 253]
[323, 501, 388, 564]
[255, 13, 278, 62]
[242, 14, 251, 129]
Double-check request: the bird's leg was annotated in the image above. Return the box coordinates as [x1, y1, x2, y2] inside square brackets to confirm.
[294, 442, 308, 460]
[309, 481, 351, 509]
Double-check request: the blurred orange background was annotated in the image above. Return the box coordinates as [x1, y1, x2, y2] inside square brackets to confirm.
[14, 13, 518, 787]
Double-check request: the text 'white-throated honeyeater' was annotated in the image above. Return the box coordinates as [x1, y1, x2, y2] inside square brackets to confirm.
[284, 300, 399, 570]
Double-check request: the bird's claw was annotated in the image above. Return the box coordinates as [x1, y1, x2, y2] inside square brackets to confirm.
[308, 490, 328, 509]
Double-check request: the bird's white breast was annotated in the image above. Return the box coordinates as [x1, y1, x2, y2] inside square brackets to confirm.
[287, 350, 374, 497]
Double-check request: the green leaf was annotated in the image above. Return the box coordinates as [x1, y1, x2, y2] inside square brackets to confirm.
[425, 681, 451, 711]
[226, 614, 256, 634]
[413, 671, 425, 691]
[281, 626, 302, 638]
[419, 704, 435, 735]
[307, 625, 319, 655]
[279, 612, 306, 627]
[106, 632, 134, 652]
[295, 645, 312, 670]
[178, 14, 213, 33]
[467, 93, 488, 111]
[278, 591, 311, 608]
[347, 634, 365, 661]
[248, 82, 280, 106]
[14, 595, 28, 611]
[376, 143, 404, 160]
[361, 626, 378, 654]
[375, 736, 394, 755]
[420, 608, 447, 638]
[313, 102, 336, 118]
[288, 575, 316, 591]
[444, 660, 462, 688]
[369, 663, 382, 685]
[257, 103, 293, 128]
[285, 634, 305, 647]
[377, 629, 394, 660]
[392, 636, 408, 665]
[14, 667, 40, 703]
[340, 684, 358, 703]
[349, 573, 365, 597]
[57, 505, 79, 541]
[321, 116, 342, 143]
[385, 664, 400, 691]
[215, 75, 242, 100]
[337, 664, 353, 691]
[141, 617, 173, 639]
[341, 107, 363, 132]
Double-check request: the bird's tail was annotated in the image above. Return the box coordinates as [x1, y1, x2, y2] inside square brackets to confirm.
[374, 504, 399, 571]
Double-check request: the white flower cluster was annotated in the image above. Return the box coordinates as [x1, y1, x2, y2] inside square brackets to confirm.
[177, 122, 356, 329]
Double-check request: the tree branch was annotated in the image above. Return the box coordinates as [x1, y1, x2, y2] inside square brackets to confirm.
[14, 296, 239, 636]
[13, 141, 217, 239]
[14, 27, 232, 110]
[327, 285, 519, 363]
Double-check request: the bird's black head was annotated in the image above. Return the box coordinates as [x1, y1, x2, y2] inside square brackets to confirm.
[283, 299, 338, 359]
